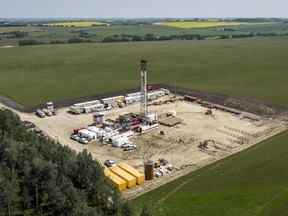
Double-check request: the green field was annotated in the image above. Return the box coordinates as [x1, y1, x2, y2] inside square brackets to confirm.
[0, 38, 288, 107]
[0, 22, 287, 46]
[133, 130, 288, 216]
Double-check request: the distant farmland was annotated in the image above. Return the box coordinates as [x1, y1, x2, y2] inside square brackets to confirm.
[156, 21, 272, 29]
[45, 21, 107, 27]
[0, 38, 288, 107]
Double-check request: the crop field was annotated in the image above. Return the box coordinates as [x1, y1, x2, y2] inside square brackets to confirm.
[156, 21, 245, 29]
[0, 22, 287, 46]
[156, 21, 274, 29]
[0, 38, 288, 107]
[133, 130, 288, 216]
[45, 21, 107, 27]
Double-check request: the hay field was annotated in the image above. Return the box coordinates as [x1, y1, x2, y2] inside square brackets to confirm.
[157, 21, 271, 29]
[45, 21, 107, 27]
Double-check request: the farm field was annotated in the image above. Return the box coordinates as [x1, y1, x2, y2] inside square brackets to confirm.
[133, 130, 288, 216]
[0, 38, 288, 107]
[45, 21, 107, 27]
[0, 22, 287, 46]
[157, 21, 245, 29]
[156, 21, 275, 29]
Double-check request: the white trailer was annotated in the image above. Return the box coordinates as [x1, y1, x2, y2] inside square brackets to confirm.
[111, 136, 129, 148]
[74, 100, 101, 108]
[69, 105, 84, 114]
[126, 92, 141, 97]
[69, 100, 102, 114]
[125, 95, 142, 104]
[101, 96, 124, 105]
[83, 104, 105, 113]
[78, 129, 97, 140]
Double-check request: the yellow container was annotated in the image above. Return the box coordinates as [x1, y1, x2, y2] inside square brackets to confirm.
[118, 163, 145, 185]
[110, 166, 137, 188]
[104, 168, 112, 177]
[108, 172, 127, 192]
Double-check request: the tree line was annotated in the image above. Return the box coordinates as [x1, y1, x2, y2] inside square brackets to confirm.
[102, 32, 288, 43]
[0, 109, 151, 216]
[18, 31, 288, 46]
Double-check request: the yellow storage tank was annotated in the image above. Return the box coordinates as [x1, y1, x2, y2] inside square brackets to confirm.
[108, 172, 127, 192]
[110, 166, 137, 188]
[118, 163, 145, 185]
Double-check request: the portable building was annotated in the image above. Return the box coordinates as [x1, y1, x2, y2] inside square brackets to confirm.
[74, 100, 101, 108]
[110, 166, 136, 188]
[111, 136, 129, 147]
[108, 172, 127, 191]
[83, 104, 104, 113]
[126, 92, 141, 97]
[118, 163, 145, 185]
[139, 123, 159, 133]
[87, 126, 104, 139]
[160, 88, 170, 95]
[69, 105, 84, 114]
[125, 95, 142, 104]
[101, 96, 124, 105]
[78, 129, 97, 140]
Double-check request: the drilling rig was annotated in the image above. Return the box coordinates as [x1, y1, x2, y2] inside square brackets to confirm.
[140, 60, 148, 119]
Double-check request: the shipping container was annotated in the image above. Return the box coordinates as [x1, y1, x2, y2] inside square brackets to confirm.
[118, 163, 145, 185]
[104, 168, 112, 177]
[110, 166, 137, 188]
[108, 172, 127, 191]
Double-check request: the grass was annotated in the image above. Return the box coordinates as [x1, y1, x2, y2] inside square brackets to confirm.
[0, 38, 288, 107]
[45, 21, 107, 27]
[133, 131, 288, 216]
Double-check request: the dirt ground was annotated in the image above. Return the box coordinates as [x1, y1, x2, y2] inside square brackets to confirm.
[1, 96, 282, 167]
[1, 95, 286, 198]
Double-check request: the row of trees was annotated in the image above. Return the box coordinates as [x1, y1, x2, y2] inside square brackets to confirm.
[102, 32, 288, 43]
[18, 38, 92, 46]
[0, 31, 29, 39]
[18, 31, 288, 46]
[0, 109, 151, 216]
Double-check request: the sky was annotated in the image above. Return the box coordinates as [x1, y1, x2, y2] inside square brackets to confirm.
[1, 0, 287, 18]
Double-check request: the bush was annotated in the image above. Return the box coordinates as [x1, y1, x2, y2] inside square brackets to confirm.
[18, 39, 43, 46]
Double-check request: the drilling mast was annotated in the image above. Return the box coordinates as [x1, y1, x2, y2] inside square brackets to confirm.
[140, 60, 148, 118]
